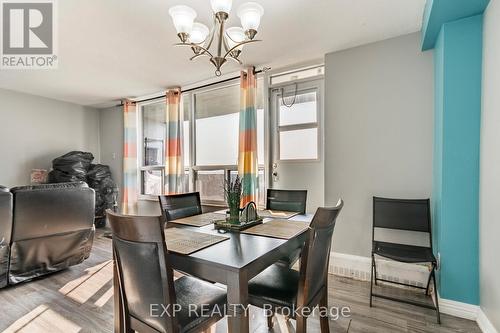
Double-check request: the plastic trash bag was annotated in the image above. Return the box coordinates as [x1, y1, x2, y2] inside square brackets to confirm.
[50, 151, 94, 182]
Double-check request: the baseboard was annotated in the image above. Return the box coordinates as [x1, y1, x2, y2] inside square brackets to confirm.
[438, 297, 479, 320]
[477, 309, 499, 333]
[328, 252, 499, 333]
[329, 252, 430, 288]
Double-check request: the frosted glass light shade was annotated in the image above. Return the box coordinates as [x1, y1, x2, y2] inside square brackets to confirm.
[237, 2, 264, 31]
[210, 0, 232, 14]
[226, 27, 246, 51]
[168, 5, 197, 34]
[190, 22, 209, 44]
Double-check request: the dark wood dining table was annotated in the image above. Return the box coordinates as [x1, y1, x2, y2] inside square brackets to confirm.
[113, 213, 313, 333]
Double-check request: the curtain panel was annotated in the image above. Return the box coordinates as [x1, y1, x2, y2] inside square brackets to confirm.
[165, 88, 185, 194]
[238, 67, 259, 206]
[122, 100, 138, 214]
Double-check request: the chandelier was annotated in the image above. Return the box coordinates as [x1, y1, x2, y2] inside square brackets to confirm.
[168, 0, 264, 76]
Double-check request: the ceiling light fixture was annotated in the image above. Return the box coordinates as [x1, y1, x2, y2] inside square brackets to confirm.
[168, 0, 264, 76]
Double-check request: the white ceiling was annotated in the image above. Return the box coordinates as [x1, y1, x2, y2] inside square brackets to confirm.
[0, 0, 426, 107]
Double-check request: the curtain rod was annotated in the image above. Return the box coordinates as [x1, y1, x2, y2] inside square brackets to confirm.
[115, 67, 270, 107]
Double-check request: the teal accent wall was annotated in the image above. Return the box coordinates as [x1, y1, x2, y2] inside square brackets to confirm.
[422, 0, 490, 50]
[432, 14, 483, 305]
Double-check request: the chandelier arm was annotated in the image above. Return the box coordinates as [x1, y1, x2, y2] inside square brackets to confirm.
[222, 32, 230, 53]
[216, 17, 225, 58]
[175, 43, 215, 58]
[204, 16, 218, 51]
[222, 40, 261, 59]
[228, 56, 243, 65]
[190, 53, 211, 61]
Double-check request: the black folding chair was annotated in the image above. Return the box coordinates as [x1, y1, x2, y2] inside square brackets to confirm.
[370, 197, 440, 324]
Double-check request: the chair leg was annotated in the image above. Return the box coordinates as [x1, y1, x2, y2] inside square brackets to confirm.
[296, 315, 307, 333]
[370, 255, 375, 307]
[266, 311, 274, 329]
[432, 269, 441, 324]
[319, 291, 330, 333]
[372, 254, 378, 286]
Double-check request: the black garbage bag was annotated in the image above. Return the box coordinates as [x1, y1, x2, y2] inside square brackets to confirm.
[48, 169, 82, 183]
[50, 151, 94, 182]
[87, 164, 112, 187]
[88, 164, 118, 228]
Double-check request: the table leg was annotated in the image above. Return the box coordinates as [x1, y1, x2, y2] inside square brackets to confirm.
[226, 271, 249, 333]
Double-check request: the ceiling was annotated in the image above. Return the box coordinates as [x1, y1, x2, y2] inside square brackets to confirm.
[0, 0, 426, 107]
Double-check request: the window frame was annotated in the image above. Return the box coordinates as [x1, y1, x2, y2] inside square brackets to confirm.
[272, 85, 322, 162]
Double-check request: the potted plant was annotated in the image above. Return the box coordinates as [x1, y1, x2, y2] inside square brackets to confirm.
[224, 176, 242, 224]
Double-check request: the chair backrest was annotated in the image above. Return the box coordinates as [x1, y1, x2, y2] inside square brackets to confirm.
[298, 200, 343, 307]
[372, 197, 432, 246]
[266, 189, 307, 214]
[158, 192, 202, 222]
[107, 210, 177, 333]
[10, 182, 95, 240]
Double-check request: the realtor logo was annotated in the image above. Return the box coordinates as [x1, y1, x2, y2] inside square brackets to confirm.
[1, 0, 57, 69]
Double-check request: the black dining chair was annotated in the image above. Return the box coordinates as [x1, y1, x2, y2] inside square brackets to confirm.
[266, 189, 308, 267]
[266, 189, 308, 215]
[107, 210, 227, 333]
[247, 200, 343, 333]
[370, 197, 440, 324]
[159, 192, 203, 223]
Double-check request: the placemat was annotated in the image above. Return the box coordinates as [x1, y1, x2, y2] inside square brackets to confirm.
[257, 209, 300, 219]
[241, 219, 309, 240]
[170, 212, 222, 227]
[164, 228, 229, 255]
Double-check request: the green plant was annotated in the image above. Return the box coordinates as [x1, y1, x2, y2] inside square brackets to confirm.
[224, 175, 242, 224]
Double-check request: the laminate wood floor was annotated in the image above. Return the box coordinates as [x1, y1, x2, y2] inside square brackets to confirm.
[0, 230, 481, 333]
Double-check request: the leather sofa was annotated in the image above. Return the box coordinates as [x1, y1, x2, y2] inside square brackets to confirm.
[0, 186, 12, 288]
[0, 182, 95, 287]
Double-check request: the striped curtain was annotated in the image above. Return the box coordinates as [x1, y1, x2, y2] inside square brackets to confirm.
[165, 88, 185, 194]
[238, 67, 259, 206]
[122, 100, 138, 214]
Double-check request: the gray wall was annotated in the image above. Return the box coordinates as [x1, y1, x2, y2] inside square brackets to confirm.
[324, 33, 434, 257]
[99, 106, 123, 199]
[0, 88, 100, 187]
[480, 0, 500, 330]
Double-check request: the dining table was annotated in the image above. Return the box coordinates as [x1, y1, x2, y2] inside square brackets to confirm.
[113, 212, 314, 333]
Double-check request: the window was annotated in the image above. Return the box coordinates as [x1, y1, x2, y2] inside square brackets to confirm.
[138, 77, 266, 205]
[278, 90, 319, 160]
[139, 98, 190, 197]
[192, 79, 265, 205]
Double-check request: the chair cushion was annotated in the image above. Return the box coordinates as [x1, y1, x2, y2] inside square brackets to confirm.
[248, 264, 299, 309]
[174, 276, 227, 333]
[373, 241, 436, 264]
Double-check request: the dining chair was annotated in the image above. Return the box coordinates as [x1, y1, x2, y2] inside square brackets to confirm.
[159, 192, 202, 222]
[266, 189, 308, 215]
[266, 189, 308, 267]
[247, 200, 343, 333]
[370, 197, 440, 324]
[106, 210, 226, 333]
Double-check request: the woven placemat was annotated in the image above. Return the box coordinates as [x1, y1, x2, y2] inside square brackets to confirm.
[164, 227, 229, 255]
[241, 219, 309, 240]
[257, 210, 300, 219]
[170, 213, 222, 227]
